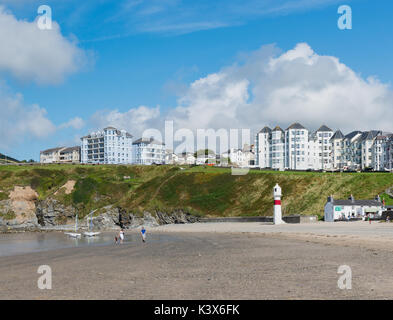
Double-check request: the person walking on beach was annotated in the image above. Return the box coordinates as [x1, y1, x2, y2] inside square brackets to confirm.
[141, 226, 146, 243]
[119, 229, 125, 244]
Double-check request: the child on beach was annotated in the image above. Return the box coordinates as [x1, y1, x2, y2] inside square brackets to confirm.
[141, 226, 146, 242]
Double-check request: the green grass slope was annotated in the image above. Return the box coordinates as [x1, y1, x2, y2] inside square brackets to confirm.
[0, 164, 392, 218]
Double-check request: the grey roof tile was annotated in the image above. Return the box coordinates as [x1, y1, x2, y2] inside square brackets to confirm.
[286, 122, 306, 130]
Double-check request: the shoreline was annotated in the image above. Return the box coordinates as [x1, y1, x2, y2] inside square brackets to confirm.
[3, 220, 393, 256]
[2, 226, 393, 299]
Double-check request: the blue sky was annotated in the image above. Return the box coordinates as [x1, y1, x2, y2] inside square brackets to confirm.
[0, 0, 392, 160]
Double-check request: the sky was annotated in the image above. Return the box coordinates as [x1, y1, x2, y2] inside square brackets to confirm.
[0, 0, 392, 160]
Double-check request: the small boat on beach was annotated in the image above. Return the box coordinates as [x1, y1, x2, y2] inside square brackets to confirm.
[83, 210, 101, 237]
[65, 214, 81, 238]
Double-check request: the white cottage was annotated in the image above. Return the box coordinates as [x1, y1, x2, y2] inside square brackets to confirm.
[324, 195, 384, 222]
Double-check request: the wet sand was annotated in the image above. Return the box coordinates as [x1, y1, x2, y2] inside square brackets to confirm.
[2, 222, 393, 299]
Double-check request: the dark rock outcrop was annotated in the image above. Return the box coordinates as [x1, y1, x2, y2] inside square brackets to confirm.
[155, 210, 200, 225]
[36, 199, 76, 226]
[1, 196, 200, 231]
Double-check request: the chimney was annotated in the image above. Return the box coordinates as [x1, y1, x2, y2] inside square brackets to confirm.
[327, 195, 334, 203]
[348, 194, 355, 203]
[375, 195, 381, 202]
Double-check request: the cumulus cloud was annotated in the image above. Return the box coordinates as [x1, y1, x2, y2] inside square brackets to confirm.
[166, 42, 393, 134]
[86, 42, 393, 150]
[0, 6, 86, 84]
[59, 117, 85, 130]
[0, 86, 56, 149]
[90, 105, 161, 138]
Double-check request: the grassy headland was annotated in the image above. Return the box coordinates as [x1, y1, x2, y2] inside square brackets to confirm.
[0, 164, 392, 218]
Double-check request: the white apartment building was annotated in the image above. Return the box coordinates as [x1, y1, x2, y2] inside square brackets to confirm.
[285, 123, 309, 170]
[132, 138, 165, 165]
[371, 134, 393, 171]
[307, 125, 334, 171]
[271, 126, 285, 170]
[165, 150, 178, 165]
[178, 153, 196, 165]
[372, 136, 387, 171]
[81, 127, 133, 164]
[60, 146, 81, 163]
[385, 136, 393, 171]
[40, 146, 80, 164]
[40, 147, 65, 163]
[342, 131, 362, 170]
[256, 127, 272, 168]
[223, 147, 255, 167]
[361, 131, 382, 170]
[315, 125, 333, 170]
[255, 122, 391, 172]
[330, 130, 345, 170]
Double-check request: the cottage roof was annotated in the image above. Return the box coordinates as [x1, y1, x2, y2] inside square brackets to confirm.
[331, 199, 383, 207]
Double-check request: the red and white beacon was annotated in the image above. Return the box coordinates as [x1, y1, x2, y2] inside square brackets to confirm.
[273, 183, 285, 225]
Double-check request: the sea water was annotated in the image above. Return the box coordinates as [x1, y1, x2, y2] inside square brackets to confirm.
[0, 231, 178, 257]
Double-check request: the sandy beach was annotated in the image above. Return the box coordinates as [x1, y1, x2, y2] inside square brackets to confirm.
[2, 221, 393, 299]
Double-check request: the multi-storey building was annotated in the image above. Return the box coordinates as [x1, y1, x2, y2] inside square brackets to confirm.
[255, 123, 391, 172]
[307, 132, 319, 170]
[132, 138, 165, 165]
[384, 136, 393, 171]
[360, 131, 382, 170]
[178, 152, 196, 165]
[40, 147, 66, 163]
[315, 125, 333, 170]
[81, 127, 133, 164]
[271, 126, 285, 170]
[342, 131, 362, 170]
[371, 136, 388, 171]
[330, 130, 345, 170]
[285, 123, 309, 170]
[40, 146, 80, 164]
[59, 146, 81, 163]
[256, 127, 271, 168]
[223, 146, 255, 168]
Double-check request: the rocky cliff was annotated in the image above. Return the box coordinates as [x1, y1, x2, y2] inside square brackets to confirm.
[0, 186, 200, 232]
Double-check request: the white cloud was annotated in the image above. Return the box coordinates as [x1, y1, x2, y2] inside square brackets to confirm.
[59, 117, 85, 130]
[85, 42, 393, 150]
[90, 105, 161, 138]
[168, 42, 393, 134]
[111, 0, 346, 35]
[0, 86, 56, 149]
[0, 6, 86, 84]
